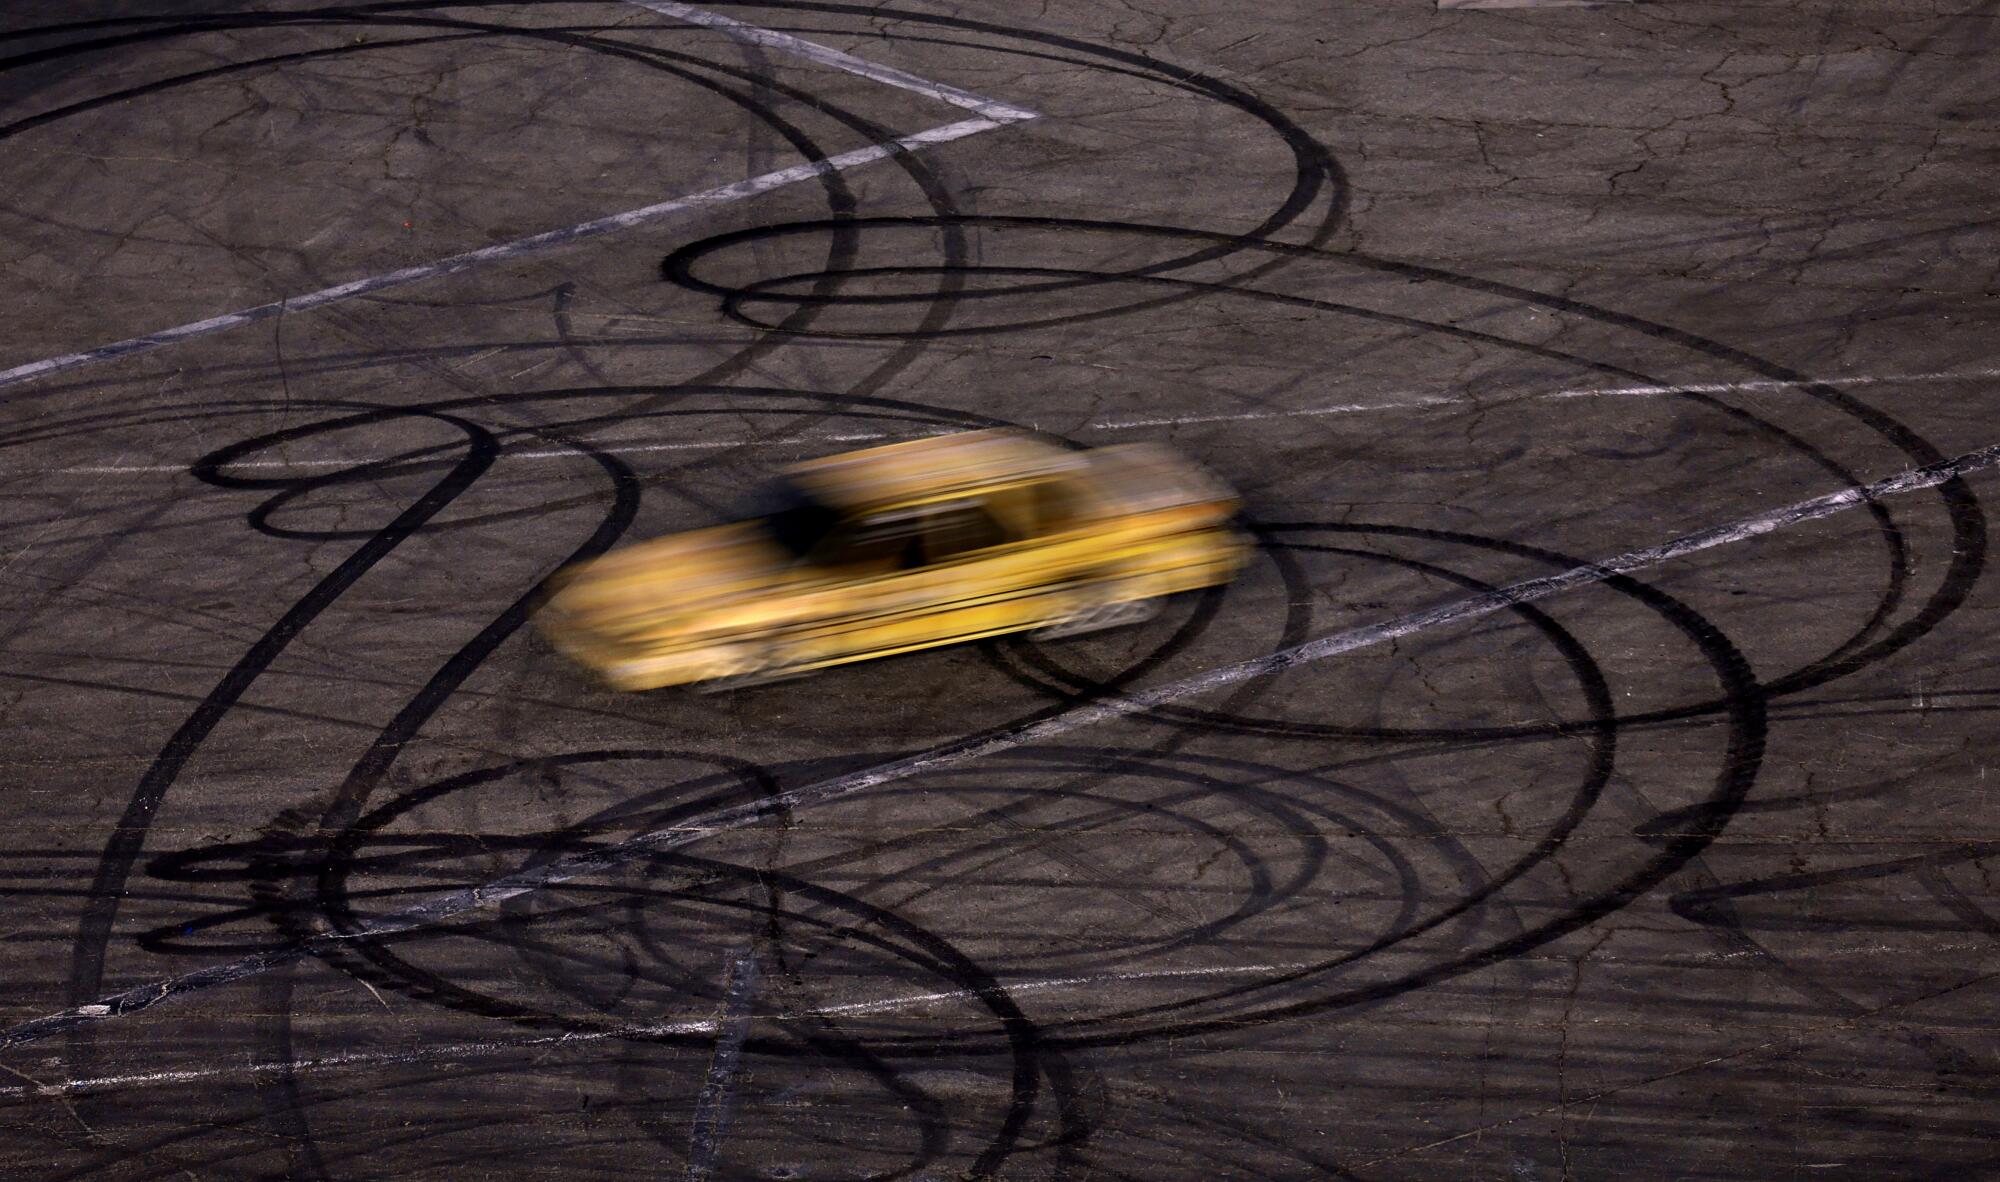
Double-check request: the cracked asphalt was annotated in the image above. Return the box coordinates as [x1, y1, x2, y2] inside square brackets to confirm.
[2, 0, 1997, 1178]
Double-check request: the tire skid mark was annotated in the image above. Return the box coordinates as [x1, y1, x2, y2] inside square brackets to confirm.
[0, 2, 1037, 392]
[12, 433, 1995, 1053]
[2, 2, 1989, 1177]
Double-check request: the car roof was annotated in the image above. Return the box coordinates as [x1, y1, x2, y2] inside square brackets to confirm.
[783, 429, 1084, 511]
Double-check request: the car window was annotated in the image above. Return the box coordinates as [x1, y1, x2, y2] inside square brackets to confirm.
[826, 513, 924, 570]
[800, 516, 916, 576]
[758, 480, 843, 558]
[918, 501, 1009, 563]
[810, 499, 1012, 573]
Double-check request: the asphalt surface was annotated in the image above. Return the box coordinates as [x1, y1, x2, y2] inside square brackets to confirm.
[3, 1, 1998, 1178]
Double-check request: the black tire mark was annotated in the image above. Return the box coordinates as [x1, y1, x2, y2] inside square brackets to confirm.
[10, 3, 1985, 1176]
[63, 406, 498, 1027]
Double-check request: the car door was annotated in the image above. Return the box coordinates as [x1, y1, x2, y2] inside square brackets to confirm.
[797, 496, 1037, 660]
[900, 499, 1023, 645]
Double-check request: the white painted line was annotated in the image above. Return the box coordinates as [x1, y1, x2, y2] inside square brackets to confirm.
[1094, 396, 1458, 430]
[624, 0, 1039, 122]
[37, 430, 928, 476]
[809, 960, 1322, 1019]
[1440, 0, 1630, 9]
[1544, 365, 2000, 400]
[0, 3, 1039, 395]
[0, 1024, 717, 1100]
[7, 435, 1998, 1052]
[30, 364, 2000, 478]
[0, 962, 1312, 1100]
[0, 117, 1023, 393]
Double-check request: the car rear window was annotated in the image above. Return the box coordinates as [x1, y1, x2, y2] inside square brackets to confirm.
[758, 480, 843, 558]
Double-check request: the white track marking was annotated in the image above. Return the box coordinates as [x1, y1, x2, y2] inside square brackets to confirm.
[6, 436, 1998, 1053]
[0, 1026, 715, 1100]
[31, 364, 2000, 477]
[624, 0, 1038, 122]
[1542, 365, 2000, 400]
[1099, 365, 2000, 428]
[809, 961, 1323, 1018]
[0, 962, 1314, 1099]
[0, 5, 1038, 394]
[0, 119, 1018, 393]
[1092, 396, 1458, 429]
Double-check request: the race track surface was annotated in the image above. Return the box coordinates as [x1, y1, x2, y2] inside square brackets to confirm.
[3, 1, 1998, 1178]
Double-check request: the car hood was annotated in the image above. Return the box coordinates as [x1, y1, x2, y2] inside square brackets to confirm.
[541, 522, 798, 639]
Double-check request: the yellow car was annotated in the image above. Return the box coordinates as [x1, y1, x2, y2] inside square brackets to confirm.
[536, 430, 1248, 691]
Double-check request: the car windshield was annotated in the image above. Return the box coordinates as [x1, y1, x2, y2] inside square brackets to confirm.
[756, 480, 843, 559]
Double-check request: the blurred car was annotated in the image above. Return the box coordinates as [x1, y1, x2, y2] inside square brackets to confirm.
[536, 429, 1248, 691]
